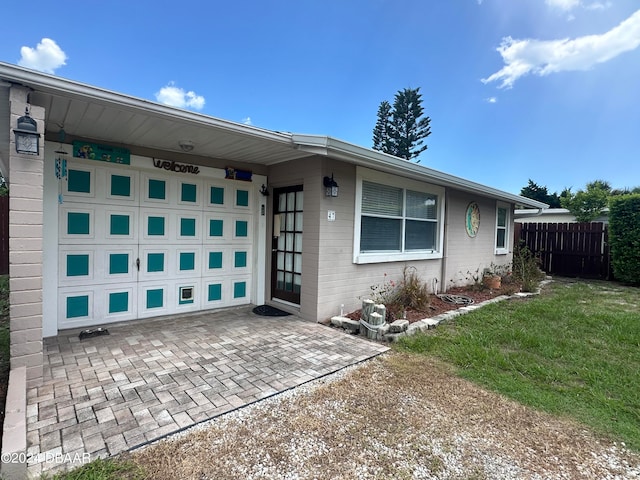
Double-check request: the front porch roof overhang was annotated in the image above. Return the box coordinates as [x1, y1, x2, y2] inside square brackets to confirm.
[0, 62, 547, 210]
[0, 62, 312, 166]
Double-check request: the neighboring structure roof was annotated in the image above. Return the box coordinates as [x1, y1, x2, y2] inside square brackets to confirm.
[515, 208, 609, 223]
[0, 61, 547, 209]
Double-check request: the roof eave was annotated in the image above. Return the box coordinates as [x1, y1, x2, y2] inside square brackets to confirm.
[0, 62, 550, 210]
[0, 62, 295, 146]
[292, 134, 549, 209]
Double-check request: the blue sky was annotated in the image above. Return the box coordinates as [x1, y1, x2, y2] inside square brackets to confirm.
[1, 0, 639, 196]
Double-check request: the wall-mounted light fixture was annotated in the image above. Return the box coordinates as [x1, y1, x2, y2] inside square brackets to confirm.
[13, 107, 40, 155]
[323, 174, 339, 197]
[259, 184, 269, 196]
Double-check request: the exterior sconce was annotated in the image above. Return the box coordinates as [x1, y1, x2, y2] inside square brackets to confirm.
[259, 184, 269, 196]
[13, 107, 40, 155]
[323, 174, 339, 197]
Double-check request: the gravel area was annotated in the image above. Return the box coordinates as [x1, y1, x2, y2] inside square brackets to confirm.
[129, 352, 640, 479]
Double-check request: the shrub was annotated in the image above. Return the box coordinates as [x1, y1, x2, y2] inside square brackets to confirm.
[609, 194, 640, 285]
[394, 266, 431, 312]
[364, 267, 431, 320]
[512, 242, 545, 292]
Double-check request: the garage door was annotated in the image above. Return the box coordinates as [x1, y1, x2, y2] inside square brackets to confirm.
[58, 159, 254, 329]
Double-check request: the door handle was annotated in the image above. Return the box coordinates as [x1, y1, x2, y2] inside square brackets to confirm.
[136, 258, 140, 271]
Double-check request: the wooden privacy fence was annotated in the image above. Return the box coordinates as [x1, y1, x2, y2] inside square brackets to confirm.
[515, 222, 611, 279]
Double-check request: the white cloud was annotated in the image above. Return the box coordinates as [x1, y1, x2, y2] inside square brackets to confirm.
[546, 0, 612, 16]
[545, 0, 580, 11]
[242, 117, 252, 125]
[585, 1, 612, 10]
[18, 38, 67, 74]
[155, 82, 205, 110]
[486, 97, 498, 103]
[482, 9, 640, 88]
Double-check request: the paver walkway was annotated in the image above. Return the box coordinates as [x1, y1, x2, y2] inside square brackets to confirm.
[26, 307, 388, 476]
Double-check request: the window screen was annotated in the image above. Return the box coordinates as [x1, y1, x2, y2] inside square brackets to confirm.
[359, 181, 439, 254]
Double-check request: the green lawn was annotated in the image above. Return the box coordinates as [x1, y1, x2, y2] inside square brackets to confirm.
[398, 279, 640, 450]
[42, 458, 145, 480]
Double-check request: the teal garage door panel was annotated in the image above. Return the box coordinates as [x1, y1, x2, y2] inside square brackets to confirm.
[58, 161, 255, 329]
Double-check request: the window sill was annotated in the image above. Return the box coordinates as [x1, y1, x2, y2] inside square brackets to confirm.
[354, 251, 442, 264]
[494, 249, 509, 255]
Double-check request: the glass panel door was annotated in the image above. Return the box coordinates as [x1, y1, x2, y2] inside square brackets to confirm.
[271, 186, 303, 304]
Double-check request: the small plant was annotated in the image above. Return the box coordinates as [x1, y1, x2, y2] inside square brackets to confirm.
[500, 272, 521, 295]
[446, 268, 483, 291]
[485, 262, 510, 278]
[468, 268, 483, 288]
[481, 263, 510, 290]
[394, 266, 431, 312]
[366, 273, 398, 306]
[512, 241, 545, 292]
[362, 267, 432, 321]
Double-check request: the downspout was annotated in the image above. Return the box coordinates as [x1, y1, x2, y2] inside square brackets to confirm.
[439, 189, 449, 295]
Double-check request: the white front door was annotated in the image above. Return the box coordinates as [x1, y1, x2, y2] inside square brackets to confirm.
[57, 159, 255, 329]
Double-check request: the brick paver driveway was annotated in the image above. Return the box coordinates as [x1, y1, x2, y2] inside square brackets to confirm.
[26, 307, 388, 476]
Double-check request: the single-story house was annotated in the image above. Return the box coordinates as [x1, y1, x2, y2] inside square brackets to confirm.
[515, 208, 609, 224]
[0, 62, 547, 387]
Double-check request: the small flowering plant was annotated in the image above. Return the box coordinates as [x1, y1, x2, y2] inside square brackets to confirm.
[357, 267, 433, 322]
[368, 273, 398, 306]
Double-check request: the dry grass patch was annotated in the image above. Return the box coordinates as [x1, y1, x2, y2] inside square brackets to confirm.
[127, 352, 639, 479]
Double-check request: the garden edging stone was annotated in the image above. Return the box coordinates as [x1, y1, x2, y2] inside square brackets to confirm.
[332, 278, 553, 342]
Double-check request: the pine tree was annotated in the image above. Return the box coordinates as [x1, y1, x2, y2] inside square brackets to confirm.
[372, 88, 431, 162]
[519, 179, 562, 207]
[372, 101, 392, 153]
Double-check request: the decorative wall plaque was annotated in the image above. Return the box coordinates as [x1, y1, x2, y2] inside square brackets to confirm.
[465, 202, 480, 237]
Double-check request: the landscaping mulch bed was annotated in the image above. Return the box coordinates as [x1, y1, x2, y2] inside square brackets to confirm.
[346, 284, 520, 323]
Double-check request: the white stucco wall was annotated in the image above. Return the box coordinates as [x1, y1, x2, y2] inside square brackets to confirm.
[314, 160, 443, 322]
[267, 158, 444, 322]
[443, 189, 512, 288]
[284, 160, 520, 323]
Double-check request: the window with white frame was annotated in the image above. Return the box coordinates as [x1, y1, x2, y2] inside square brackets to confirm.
[355, 175, 443, 263]
[495, 203, 509, 254]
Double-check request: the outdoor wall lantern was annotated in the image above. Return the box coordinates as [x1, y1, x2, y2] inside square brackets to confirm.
[259, 184, 269, 196]
[323, 174, 339, 197]
[13, 107, 40, 155]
